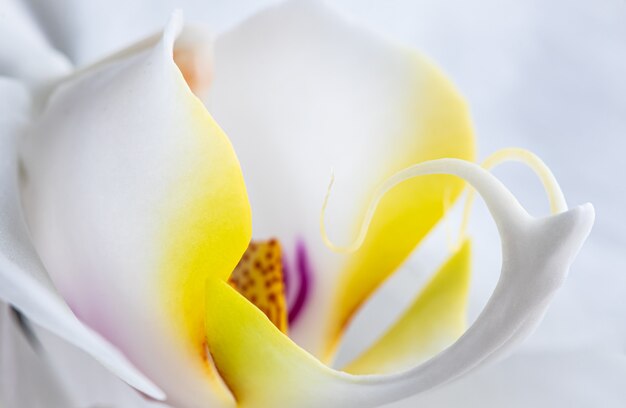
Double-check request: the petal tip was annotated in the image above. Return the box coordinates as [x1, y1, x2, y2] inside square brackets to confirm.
[162, 10, 185, 53]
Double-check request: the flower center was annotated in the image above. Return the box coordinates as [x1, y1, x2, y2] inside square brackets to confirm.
[228, 239, 288, 333]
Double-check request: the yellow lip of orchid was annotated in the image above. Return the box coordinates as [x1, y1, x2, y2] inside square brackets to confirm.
[204, 158, 593, 408]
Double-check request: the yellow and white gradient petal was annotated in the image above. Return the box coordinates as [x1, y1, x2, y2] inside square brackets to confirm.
[20, 12, 250, 408]
[208, 0, 474, 359]
[344, 239, 471, 375]
[205, 159, 594, 408]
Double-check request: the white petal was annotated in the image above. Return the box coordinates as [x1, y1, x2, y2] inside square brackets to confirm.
[0, 303, 74, 408]
[31, 323, 171, 408]
[20, 13, 251, 408]
[23, 0, 165, 66]
[0, 0, 71, 87]
[20, 0, 273, 67]
[0, 78, 164, 400]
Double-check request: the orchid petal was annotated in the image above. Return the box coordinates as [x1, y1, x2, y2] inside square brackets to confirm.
[0, 0, 71, 87]
[0, 78, 164, 400]
[208, 0, 474, 357]
[20, 13, 251, 407]
[0, 302, 164, 408]
[0, 304, 75, 408]
[173, 25, 214, 98]
[343, 239, 471, 375]
[27, 321, 171, 408]
[22, 0, 165, 66]
[204, 158, 593, 407]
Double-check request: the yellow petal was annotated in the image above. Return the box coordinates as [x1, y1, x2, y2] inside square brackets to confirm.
[324, 56, 474, 360]
[204, 275, 357, 408]
[344, 240, 471, 374]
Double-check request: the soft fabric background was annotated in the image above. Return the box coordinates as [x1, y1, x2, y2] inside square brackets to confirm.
[2, 0, 625, 407]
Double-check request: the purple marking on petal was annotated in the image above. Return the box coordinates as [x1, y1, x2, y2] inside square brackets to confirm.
[288, 240, 312, 325]
[282, 254, 291, 299]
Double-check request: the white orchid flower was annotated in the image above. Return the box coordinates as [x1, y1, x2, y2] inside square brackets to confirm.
[0, 0, 600, 407]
